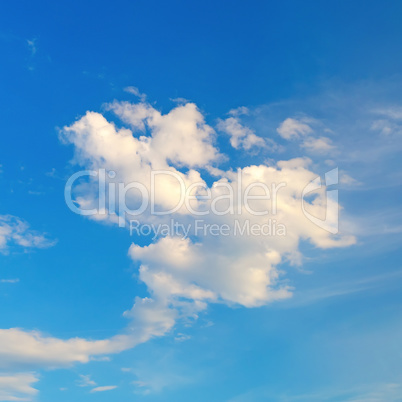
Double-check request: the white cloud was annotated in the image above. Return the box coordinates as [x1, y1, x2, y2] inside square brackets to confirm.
[61, 103, 221, 222]
[26, 39, 37, 56]
[125, 161, 354, 314]
[373, 106, 402, 120]
[0, 279, 19, 284]
[276, 118, 313, 139]
[371, 111, 402, 136]
[0, 372, 39, 402]
[0, 97, 356, 382]
[174, 333, 191, 342]
[90, 385, 117, 393]
[229, 381, 402, 402]
[0, 329, 134, 369]
[228, 106, 250, 116]
[276, 117, 335, 154]
[0, 215, 55, 254]
[103, 100, 221, 168]
[170, 97, 189, 104]
[76, 374, 96, 387]
[217, 117, 266, 150]
[124, 86, 146, 102]
[340, 173, 360, 186]
[60, 99, 354, 319]
[0, 291, 182, 370]
[301, 136, 335, 153]
[128, 358, 193, 395]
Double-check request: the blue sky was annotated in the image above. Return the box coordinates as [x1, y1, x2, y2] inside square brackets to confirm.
[1, 1, 402, 401]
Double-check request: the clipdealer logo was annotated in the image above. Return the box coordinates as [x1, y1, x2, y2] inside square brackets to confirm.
[64, 167, 339, 235]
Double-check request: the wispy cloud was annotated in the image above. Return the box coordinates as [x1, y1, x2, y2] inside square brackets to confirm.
[0, 279, 19, 284]
[284, 270, 402, 308]
[124, 86, 146, 102]
[229, 381, 402, 402]
[0, 215, 56, 254]
[90, 385, 117, 393]
[26, 39, 37, 56]
[76, 374, 96, 387]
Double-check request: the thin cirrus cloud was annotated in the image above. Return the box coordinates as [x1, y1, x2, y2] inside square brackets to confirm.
[90, 385, 117, 393]
[76, 374, 96, 387]
[370, 107, 402, 137]
[76, 374, 117, 393]
[0, 215, 55, 254]
[0, 279, 19, 284]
